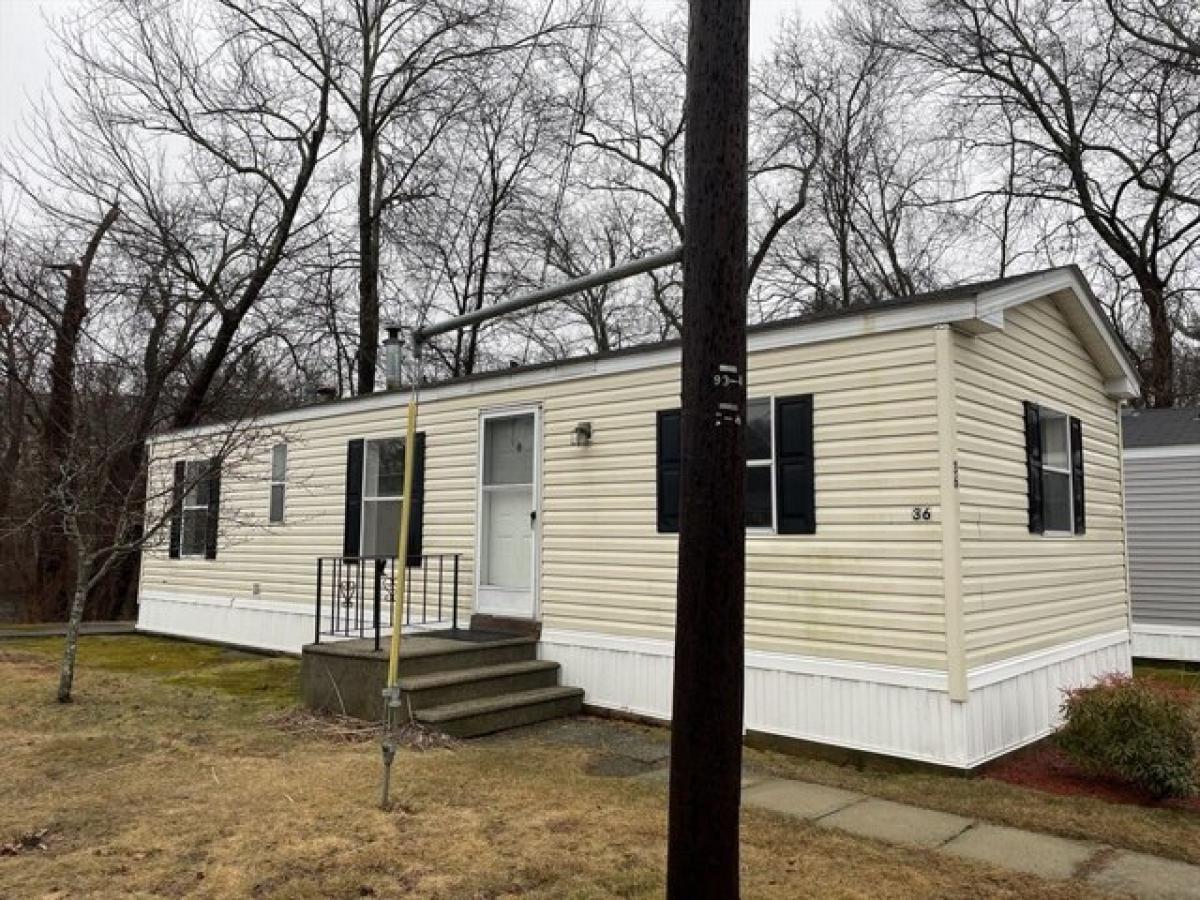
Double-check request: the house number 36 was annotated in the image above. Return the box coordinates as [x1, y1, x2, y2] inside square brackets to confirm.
[912, 506, 932, 521]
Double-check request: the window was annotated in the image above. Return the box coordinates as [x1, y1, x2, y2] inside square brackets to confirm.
[269, 443, 287, 524]
[656, 395, 814, 534]
[361, 438, 405, 558]
[745, 398, 774, 529]
[174, 459, 219, 559]
[343, 436, 425, 564]
[1040, 410, 1072, 533]
[1023, 401, 1086, 535]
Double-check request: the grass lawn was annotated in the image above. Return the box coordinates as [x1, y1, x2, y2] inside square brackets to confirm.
[0, 636, 1116, 899]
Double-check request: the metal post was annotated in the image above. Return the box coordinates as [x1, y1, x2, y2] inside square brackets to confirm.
[452, 555, 460, 633]
[373, 560, 383, 652]
[315, 558, 323, 645]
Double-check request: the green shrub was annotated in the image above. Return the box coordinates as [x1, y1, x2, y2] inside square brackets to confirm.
[1058, 673, 1199, 799]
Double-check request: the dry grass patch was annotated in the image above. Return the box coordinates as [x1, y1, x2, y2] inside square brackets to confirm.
[0, 638, 1109, 898]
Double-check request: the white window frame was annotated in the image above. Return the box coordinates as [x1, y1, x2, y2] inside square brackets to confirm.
[1040, 406, 1075, 537]
[746, 396, 776, 534]
[361, 437, 405, 558]
[180, 459, 210, 559]
[268, 443, 287, 524]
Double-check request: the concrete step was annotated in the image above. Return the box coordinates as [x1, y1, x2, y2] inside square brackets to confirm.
[396, 635, 539, 678]
[398, 660, 562, 711]
[415, 685, 585, 738]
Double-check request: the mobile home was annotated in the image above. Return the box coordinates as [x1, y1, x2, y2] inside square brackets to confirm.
[137, 265, 1140, 768]
[1123, 408, 1200, 662]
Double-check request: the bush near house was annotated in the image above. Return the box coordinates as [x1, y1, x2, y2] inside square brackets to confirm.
[1058, 673, 1200, 799]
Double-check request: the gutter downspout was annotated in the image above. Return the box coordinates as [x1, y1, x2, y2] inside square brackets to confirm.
[935, 325, 968, 702]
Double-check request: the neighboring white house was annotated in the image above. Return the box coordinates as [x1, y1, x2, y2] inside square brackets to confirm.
[1122, 408, 1200, 663]
[137, 265, 1141, 769]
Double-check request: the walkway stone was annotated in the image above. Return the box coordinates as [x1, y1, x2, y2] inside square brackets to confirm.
[817, 797, 972, 849]
[1087, 850, 1200, 900]
[741, 779, 862, 819]
[942, 824, 1100, 881]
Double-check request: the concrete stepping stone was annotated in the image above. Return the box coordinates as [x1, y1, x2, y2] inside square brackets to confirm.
[1087, 850, 1200, 900]
[741, 779, 863, 819]
[942, 824, 1100, 880]
[816, 798, 973, 849]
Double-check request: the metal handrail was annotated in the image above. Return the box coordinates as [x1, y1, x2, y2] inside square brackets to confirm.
[313, 553, 462, 650]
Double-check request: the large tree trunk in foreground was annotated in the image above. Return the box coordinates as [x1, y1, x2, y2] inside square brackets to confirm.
[666, 1, 750, 897]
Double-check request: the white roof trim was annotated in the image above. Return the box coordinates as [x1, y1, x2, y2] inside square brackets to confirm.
[151, 267, 1140, 444]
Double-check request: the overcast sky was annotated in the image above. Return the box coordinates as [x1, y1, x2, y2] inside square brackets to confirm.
[0, 0, 833, 144]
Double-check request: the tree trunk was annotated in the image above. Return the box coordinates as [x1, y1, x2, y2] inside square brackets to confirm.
[666, 1, 749, 897]
[57, 551, 92, 703]
[355, 133, 380, 396]
[37, 204, 119, 619]
[1139, 278, 1174, 408]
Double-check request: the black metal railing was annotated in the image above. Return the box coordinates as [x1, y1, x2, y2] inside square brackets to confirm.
[314, 553, 462, 650]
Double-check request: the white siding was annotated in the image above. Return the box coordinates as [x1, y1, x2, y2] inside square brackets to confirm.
[954, 297, 1130, 667]
[142, 328, 948, 669]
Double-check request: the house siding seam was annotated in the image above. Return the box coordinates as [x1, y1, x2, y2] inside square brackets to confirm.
[953, 297, 1132, 669]
[140, 327, 949, 670]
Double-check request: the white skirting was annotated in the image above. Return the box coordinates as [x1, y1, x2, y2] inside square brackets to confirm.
[1132, 623, 1200, 663]
[137, 590, 1131, 767]
[136, 590, 452, 654]
[539, 628, 1131, 769]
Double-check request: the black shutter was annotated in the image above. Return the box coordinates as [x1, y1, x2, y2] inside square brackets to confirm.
[656, 409, 681, 533]
[1024, 401, 1044, 534]
[343, 439, 365, 558]
[406, 432, 425, 566]
[168, 460, 185, 559]
[1070, 415, 1086, 534]
[204, 458, 220, 560]
[775, 395, 816, 534]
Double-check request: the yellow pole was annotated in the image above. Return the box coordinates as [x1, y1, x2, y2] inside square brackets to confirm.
[386, 378, 420, 688]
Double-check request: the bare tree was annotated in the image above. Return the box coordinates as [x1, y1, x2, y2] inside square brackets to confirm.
[878, 0, 1200, 406]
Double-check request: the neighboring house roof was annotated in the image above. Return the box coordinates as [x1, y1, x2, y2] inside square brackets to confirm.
[1122, 408, 1200, 448]
[152, 264, 1141, 442]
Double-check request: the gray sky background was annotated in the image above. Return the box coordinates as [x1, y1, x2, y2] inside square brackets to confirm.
[0, 0, 833, 145]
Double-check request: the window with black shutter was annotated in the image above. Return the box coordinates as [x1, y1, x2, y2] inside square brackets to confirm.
[1023, 402, 1085, 535]
[343, 435, 425, 563]
[171, 458, 219, 559]
[656, 410, 681, 533]
[655, 395, 814, 534]
[774, 395, 815, 534]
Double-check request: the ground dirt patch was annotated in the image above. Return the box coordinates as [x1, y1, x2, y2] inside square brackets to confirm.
[0, 636, 1122, 897]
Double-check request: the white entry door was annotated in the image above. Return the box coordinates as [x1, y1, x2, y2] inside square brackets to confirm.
[476, 409, 539, 618]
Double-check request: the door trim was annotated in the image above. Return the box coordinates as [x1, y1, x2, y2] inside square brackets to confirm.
[474, 404, 542, 620]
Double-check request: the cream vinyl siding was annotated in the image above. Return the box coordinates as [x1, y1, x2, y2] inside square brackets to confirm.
[142, 327, 946, 669]
[954, 297, 1129, 667]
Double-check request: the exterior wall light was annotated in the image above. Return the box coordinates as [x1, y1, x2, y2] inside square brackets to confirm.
[572, 422, 593, 446]
[383, 324, 403, 390]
